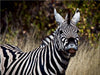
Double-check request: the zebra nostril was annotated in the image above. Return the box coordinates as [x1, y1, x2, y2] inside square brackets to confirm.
[67, 43, 77, 50]
[69, 44, 75, 47]
[70, 44, 74, 47]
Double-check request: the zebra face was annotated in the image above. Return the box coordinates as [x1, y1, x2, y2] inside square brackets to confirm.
[54, 8, 80, 56]
[57, 24, 79, 57]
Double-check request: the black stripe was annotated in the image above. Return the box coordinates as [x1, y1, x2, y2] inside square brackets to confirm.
[48, 35, 52, 40]
[62, 38, 66, 44]
[44, 39, 49, 44]
[39, 49, 45, 74]
[42, 47, 48, 74]
[25, 51, 37, 74]
[8, 49, 16, 61]
[20, 52, 32, 75]
[50, 43, 60, 74]
[1, 46, 9, 69]
[19, 58, 28, 75]
[15, 52, 31, 75]
[46, 46, 55, 73]
[35, 56, 38, 75]
[38, 49, 47, 75]
[58, 51, 70, 69]
[6, 44, 16, 49]
[54, 48, 67, 70]
[8, 52, 30, 75]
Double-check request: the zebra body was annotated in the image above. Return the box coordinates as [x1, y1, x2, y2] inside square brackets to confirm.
[0, 8, 80, 75]
[0, 40, 69, 75]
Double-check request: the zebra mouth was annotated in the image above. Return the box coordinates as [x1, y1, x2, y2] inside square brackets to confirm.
[68, 48, 76, 54]
[67, 48, 77, 57]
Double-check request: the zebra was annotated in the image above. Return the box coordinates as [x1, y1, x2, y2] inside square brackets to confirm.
[0, 44, 22, 51]
[0, 8, 80, 75]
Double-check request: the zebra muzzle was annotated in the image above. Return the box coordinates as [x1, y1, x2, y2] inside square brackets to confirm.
[68, 48, 76, 54]
[66, 43, 78, 54]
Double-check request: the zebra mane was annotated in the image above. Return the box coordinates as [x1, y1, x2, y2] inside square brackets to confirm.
[67, 9, 71, 25]
[40, 33, 55, 48]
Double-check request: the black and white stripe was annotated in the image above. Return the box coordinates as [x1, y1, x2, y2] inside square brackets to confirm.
[40, 33, 55, 47]
[1, 44, 22, 51]
[0, 8, 80, 75]
[0, 40, 69, 75]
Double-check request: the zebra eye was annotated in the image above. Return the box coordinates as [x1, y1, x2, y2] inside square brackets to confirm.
[59, 30, 63, 34]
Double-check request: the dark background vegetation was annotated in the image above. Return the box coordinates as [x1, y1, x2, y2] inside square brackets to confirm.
[0, 1, 100, 46]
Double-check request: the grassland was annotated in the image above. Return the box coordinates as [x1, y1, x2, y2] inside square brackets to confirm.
[66, 41, 100, 75]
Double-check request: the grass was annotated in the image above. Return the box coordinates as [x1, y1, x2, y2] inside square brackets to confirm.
[66, 41, 100, 75]
[0, 27, 40, 52]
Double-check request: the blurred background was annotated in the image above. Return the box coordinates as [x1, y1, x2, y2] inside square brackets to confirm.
[0, 1, 100, 75]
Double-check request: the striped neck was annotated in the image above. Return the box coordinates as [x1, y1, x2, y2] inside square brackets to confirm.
[39, 32, 71, 74]
[40, 33, 55, 47]
[43, 37, 70, 74]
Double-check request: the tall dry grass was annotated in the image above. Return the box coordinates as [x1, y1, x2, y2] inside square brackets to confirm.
[66, 41, 100, 75]
[0, 28, 40, 52]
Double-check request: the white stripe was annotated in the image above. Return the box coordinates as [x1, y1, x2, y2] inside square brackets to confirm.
[15, 52, 21, 59]
[22, 57, 30, 74]
[33, 61, 36, 75]
[43, 40, 48, 45]
[53, 48, 63, 72]
[64, 42, 67, 46]
[53, 53, 63, 72]
[32, 49, 40, 74]
[44, 47, 49, 75]
[55, 50, 67, 64]
[0, 47, 6, 74]
[18, 56, 28, 75]
[55, 49, 62, 61]
[6, 50, 13, 68]
[49, 35, 54, 39]
[37, 49, 42, 75]
[62, 37, 65, 41]
[76, 38, 79, 41]
[46, 38, 50, 43]
[23, 51, 34, 74]
[48, 43, 56, 74]
[41, 49, 44, 65]
[49, 69, 55, 75]
[6, 53, 29, 75]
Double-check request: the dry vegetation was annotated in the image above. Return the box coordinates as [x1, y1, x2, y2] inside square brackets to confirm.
[66, 41, 100, 75]
[0, 28, 40, 52]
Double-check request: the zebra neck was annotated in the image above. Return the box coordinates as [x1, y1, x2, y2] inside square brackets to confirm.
[47, 40, 70, 74]
[40, 33, 55, 47]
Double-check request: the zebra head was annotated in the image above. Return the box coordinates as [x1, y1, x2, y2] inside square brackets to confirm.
[54, 8, 80, 57]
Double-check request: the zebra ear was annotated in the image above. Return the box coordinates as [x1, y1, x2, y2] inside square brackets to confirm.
[54, 8, 64, 25]
[70, 8, 80, 25]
